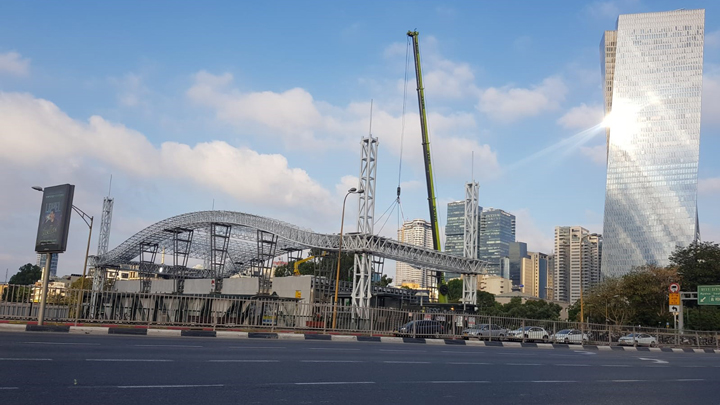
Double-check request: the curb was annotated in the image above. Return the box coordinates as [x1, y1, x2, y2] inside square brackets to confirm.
[1, 323, 718, 354]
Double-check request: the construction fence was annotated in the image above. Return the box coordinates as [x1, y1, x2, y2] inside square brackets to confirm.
[1, 284, 717, 349]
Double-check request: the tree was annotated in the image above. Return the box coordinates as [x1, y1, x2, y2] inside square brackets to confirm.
[670, 241, 720, 295]
[621, 265, 678, 326]
[446, 279, 463, 302]
[476, 291, 495, 312]
[9, 263, 42, 285]
[374, 274, 393, 287]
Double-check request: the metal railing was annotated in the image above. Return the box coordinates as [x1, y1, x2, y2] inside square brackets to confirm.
[1, 284, 718, 349]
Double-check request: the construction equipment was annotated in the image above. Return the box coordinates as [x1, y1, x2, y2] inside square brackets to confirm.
[407, 30, 447, 303]
[294, 252, 327, 276]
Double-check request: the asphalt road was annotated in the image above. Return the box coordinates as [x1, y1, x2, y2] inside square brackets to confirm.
[1, 332, 719, 404]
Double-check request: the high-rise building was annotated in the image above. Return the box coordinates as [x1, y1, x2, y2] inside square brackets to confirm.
[396, 219, 434, 288]
[479, 208, 516, 276]
[521, 252, 552, 299]
[554, 226, 602, 303]
[444, 199, 482, 279]
[508, 242, 529, 286]
[601, 9, 704, 277]
[36, 253, 58, 279]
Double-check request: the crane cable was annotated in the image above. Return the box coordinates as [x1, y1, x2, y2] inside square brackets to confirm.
[396, 35, 412, 233]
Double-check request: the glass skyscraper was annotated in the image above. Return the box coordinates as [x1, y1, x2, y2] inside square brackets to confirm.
[479, 208, 516, 276]
[444, 200, 481, 279]
[601, 9, 704, 277]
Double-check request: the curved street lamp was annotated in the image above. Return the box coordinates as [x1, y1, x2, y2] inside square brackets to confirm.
[331, 187, 363, 329]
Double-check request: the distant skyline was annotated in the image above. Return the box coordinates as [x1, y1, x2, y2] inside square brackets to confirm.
[0, 1, 718, 281]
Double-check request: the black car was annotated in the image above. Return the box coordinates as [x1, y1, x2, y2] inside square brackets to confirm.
[395, 320, 445, 338]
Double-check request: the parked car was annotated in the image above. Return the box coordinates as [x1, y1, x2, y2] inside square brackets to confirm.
[551, 329, 589, 344]
[618, 333, 657, 347]
[395, 320, 445, 338]
[461, 324, 508, 340]
[507, 326, 550, 342]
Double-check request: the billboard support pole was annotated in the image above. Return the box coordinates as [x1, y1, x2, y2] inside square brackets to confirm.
[38, 254, 51, 326]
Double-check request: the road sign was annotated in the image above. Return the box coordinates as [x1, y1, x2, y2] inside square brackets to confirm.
[669, 292, 680, 306]
[669, 305, 680, 313]
[698, 285, 720, 306]
[669, 283, 680, 293]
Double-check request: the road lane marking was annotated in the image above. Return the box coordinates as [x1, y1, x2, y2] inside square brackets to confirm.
[0, 358, 52, 361]
[0, 387, 19, 390]
[24, 341, 101, 346]
[428, 381, 490, 384]
[505, 363, 542, 366]
[674, 379, 705, 382]
[86, 359, 172, 362]
[382, 361, 431, 364]
[300, 360, 364, 363]
[447, 362, 493, 365]
[555, 364, 590, 367]
[638, 357, 668, 364]
[134, 344, 203, 348]
[118, 384, 224, 389]
[531, 380, 577, 383]
[208, 360, 279, 363]
[295, 382, 374, 385]
[609, 380, 647, 383]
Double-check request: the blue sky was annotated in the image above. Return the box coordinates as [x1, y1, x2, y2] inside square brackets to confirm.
[1, 0, 718, 280]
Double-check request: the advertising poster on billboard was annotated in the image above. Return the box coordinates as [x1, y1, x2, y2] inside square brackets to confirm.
[35, 184, 75, 253]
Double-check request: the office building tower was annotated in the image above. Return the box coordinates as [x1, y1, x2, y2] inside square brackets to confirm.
[396, 219, 434, 288]
[601, 9, 704, 277]
[444, 198, 482, 279]
[521, 252, 552, 299]
[554, 227, 602, 303]
[508, 242, 529, 286]
[479, 209, 516, 276]
[36, 253, 58, 279]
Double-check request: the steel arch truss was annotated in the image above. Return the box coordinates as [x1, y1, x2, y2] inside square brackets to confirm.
[96, 211, 485, 277]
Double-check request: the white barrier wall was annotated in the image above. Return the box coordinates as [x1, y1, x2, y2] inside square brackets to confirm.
[151, 279, 175, 294]
[114, 280, 142, 293]
[184, 279, 213, 295]
[221, 277, 259, 295]
[272, 275, 312, 303]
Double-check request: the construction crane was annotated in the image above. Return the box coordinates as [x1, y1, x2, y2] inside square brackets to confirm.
[407, 30, 448, 303]
[293, 252, 327, 276]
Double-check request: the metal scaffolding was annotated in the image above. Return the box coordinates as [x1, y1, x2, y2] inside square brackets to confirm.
[352, 136, 379, 317]
[462, 182, 480, 307]
[255, 230, 278, 295]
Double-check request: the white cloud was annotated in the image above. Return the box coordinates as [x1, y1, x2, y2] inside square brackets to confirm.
[557, 103, 604, 130]
[477, 76, 568, 123]
[187, 71, 500, 180]
[698, 178, 720, 195]
[580, 145, 607, 166]
[702, 73, 720, 127]
[110, 73, 150, 107]
[511, 208, 554, 253]
[0, 51, 30, 76]
[0, 91, 334, 216]
[704, 30, 720, 48]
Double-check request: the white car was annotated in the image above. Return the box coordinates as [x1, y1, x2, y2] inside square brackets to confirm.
[618, 333, 657, 347]
[507, 326, 550, 342]
[552, 329, 589, 344]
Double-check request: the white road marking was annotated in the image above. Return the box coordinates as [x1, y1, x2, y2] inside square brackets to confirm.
[428, 381, 490, 384]
[531, 380, 577, 383]
[447, 362, 492, 365]
[118, 384, 223, 389]
[295, 382, 374, 385]
[24, 341, 101, 346]
[674, 379, 705, 382]
[300, 360, 364, 363]
[0, 358, 52, 361]
[638, 357, 668, 364]
[555, 364, 590, 367]
[382, 361, 431, 364]
[86, 359, 172, 362]
[0, 387, 19, 390]
[134, 344, 202, 348]
[208, 360, 279, 363]
[610, 380, 647, 383]
[505, 363, 542, 366]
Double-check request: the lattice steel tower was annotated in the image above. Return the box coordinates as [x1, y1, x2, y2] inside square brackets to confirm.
[462, 181, 479, 307]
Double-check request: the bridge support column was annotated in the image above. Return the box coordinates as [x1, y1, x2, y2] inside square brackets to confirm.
[462, 274, 477, 310]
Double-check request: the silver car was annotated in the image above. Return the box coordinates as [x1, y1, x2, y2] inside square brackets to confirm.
[461, 324, 508, 340]
[552, 329, 589, 344]
[618, 333, 657, 347]
[507, 326, 550, 342]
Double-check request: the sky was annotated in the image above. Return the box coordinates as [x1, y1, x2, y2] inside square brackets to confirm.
[1, 0, 719, 282]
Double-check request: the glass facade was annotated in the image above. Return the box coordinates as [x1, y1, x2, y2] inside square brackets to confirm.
[479, 209, 516, 276]
[444, 201, 465, 257]
[508, 241, 528, 286]
[601, 9, 704, 277]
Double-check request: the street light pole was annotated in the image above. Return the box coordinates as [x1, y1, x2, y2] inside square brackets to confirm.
[332, 187, 363, 329]
[72, 206, 93, 326]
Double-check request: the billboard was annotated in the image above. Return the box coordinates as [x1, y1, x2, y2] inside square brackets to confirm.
[35, 184, 75, 253]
